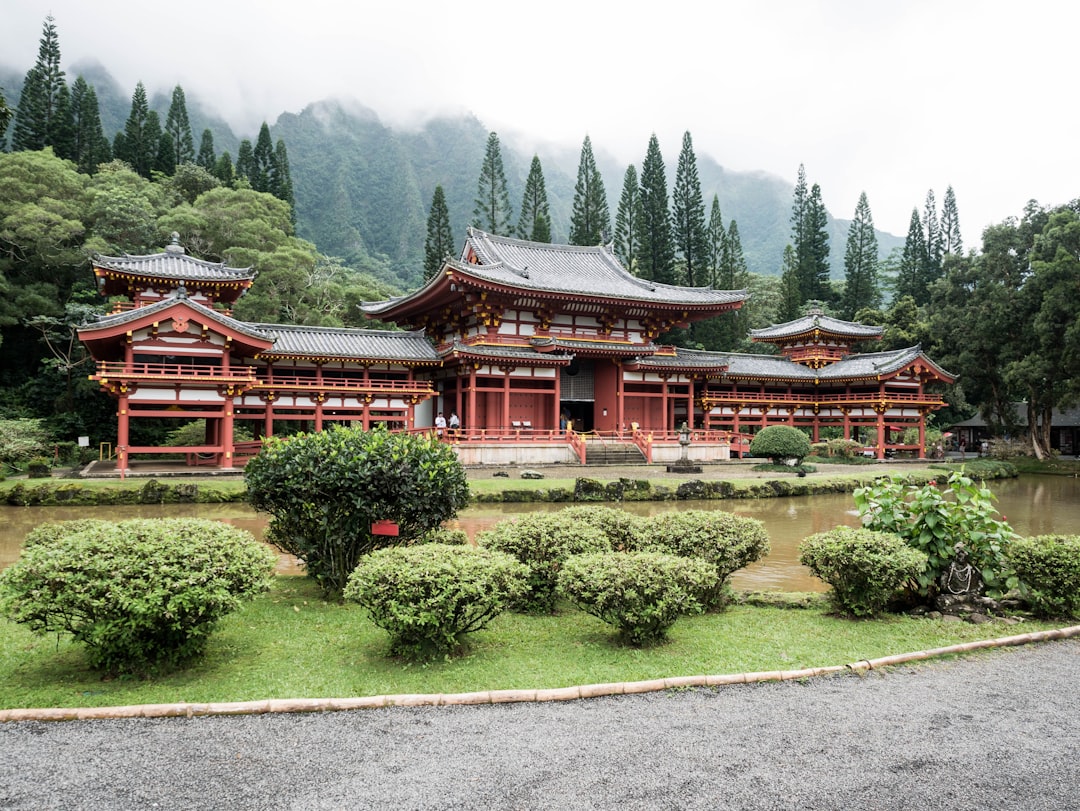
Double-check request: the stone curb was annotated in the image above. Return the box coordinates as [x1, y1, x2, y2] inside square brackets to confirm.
[3, 625, 1078, 724]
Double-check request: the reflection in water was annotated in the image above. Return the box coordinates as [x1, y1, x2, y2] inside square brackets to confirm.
[2, 475, 1079, 592]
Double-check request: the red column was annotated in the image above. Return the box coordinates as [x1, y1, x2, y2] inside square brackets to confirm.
[222, 396, 235, 470]
[116, 391, 130, 477]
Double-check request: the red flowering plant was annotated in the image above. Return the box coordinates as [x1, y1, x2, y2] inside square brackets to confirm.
[852, 470, 1019, 598]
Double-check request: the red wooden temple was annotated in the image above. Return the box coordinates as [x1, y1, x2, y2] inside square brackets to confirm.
[78, 230, 953, 473]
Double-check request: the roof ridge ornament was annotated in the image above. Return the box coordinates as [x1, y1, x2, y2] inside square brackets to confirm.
[165, 233, 185, 254]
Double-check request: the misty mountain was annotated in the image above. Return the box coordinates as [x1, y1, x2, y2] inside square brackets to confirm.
[1, 61, 903, 291]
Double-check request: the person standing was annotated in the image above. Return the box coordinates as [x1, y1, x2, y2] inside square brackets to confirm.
[434, 411, 447, 438]
[448, 411, 460, 437]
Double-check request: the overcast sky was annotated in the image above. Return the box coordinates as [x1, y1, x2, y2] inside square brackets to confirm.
[4, 0, 1077, 240]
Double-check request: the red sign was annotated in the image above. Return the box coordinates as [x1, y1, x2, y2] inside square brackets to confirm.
[371, 520, 399, 536]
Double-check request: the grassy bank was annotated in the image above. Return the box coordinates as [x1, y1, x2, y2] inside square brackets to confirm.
[0, 576, 1058, 711]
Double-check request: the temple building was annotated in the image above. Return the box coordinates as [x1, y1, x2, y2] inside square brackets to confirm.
[78, 230, 954, 473]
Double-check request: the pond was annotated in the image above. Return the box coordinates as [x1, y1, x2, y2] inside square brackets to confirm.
[2, 475, 1078, 592]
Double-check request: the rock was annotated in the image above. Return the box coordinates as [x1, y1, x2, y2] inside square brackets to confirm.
[520, 470, 544, 480]
[968, 612, 993, 625]
[492, 471, 510, 478]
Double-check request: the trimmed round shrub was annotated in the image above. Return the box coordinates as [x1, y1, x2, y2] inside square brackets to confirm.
[799, 527, 928, 617]
[344, 544, 527, 658]
[415, 527, 470, 546]
[749, 425, 812, 465]
[550, 505, 643, 551]
[1006, 534, 1080, 618]
[0, 518, 276, 675]
[476, 511, 612, 613]
[245, 424, 469, 595]
[635, 510, 770, 608]
[558, 552, 716, 645]
[22, 518, 109, 548]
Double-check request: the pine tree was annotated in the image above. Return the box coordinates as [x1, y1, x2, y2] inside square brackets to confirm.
[517, 156, 552, 242]
[840, 192, 881, 319]
[253, 122, 274, 193]
[12, 16, 66, 152]
[145, 110, 164, 175]
[472, 132, 513, 234]
[271, 139, 295, 216]
[940, 185, 963, 256]
[638, 134, 675, 284]
[672, 131, 709, 287]
[895, 208, 926, 303]
[921, 189, 942, 290]
[115, 82, 155, 177]
[707, 195, 726, 286]
[799, 183, 831, 302]
[164, 85, 195, 166]
[213, 151, 235, 185]
[71, 77, 110, 174]
[155, 129, 177, 175]
[424, 185, 455, 281]
[777, 245, 803, 322]
[0, 88, 12, 142]
[47, 80, 76, 160]
[196, 129, 216, 172]
[235, 139, 256, 186]
[568, 135, 610, 246]
[613, 164, 641, 271]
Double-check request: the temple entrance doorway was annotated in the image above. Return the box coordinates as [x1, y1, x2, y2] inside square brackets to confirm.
[560, 400, 594, 433]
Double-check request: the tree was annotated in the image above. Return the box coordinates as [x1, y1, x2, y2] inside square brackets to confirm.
[941, 185, 963, 256]
[777, 245, 802, 322]
[840, 192, 881, 319]
[114, 82, 155, 178]
[706, 194, 726, 286]
[47, 81, 76, 161]
[235, 139, 256, 186]
[0, 88, 12, 143]
[11, 16, 67, 153]
[163, 85, 195, 167]
[895, 208, 926, 303]
[252, 122, 275, 193]
[638, 134, 675, 284]
[517, 156, 552, 242]
[424, 185, 454, 280]
[921, 190, 943, 292]
[613, 164, 641, 271]
[800, 183, 831, 302]
[672, 131, 709, 288]
[472, 132, 513, 235]
[749, 425, 812, 465]
[270, 139, 295, 214]
[196, 129, 216, 172]
[70, 77, 110, 174]
[569, 135, 609, 246]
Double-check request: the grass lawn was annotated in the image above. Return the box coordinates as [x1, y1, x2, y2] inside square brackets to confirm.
[0, 575, 1061, 711]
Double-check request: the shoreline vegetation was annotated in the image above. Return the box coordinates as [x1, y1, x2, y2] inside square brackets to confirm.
[0, 458, 1024, 507]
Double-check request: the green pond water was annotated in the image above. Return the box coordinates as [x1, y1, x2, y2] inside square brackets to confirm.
[2, 475, 1078, 592]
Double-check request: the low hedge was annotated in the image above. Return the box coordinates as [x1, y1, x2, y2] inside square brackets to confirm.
[344, 544, 527, 658]
[799, 527, 928, 617]
[635, 510, 771, 608]
[0, 518, 276, 675]
[558, 551, 716, 645]
[476, 511, 612, 613]
[1006, 534, 1080, 619]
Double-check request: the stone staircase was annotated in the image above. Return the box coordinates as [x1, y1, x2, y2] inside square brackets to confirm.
[583, 440, 647, 465]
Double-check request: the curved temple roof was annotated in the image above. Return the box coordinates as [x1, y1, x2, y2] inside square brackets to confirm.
[749, 308, 883, 342]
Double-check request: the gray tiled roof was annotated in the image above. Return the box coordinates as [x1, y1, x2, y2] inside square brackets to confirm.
[363, 229, 747, 315]
[79, 296, 273, 343]
[443, 343, 568, 364]
[94, 246, 255, 283]
[749, 310, 883, 340]
[253, 324, 439, 362]
[637, 345, 952, 383]
[529, 336, 648, 354]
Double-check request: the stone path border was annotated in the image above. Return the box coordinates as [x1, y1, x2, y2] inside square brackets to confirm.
[3, 624, 1077, 724]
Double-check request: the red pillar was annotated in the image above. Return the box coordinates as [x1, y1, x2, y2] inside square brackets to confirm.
[222, 396, 235, 470]
[116, 391, 130, 477]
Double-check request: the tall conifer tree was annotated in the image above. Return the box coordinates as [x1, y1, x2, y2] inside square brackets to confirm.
[921, 189, 942, 290]
[940, 185, 963, 256]
[840, 192, 881, 319]
[271, 139, 295, 216]
[777, 245, 803, 322]
[799, 183, 831, 302]
[12, 16, 67, 153]
[638, 134, 675, 284]
[424, 185, 454, 281]
[47, 81, 76, 160]
[253, 122, 275, 193]
[235, 139, 256, 186]
[196, 129, 216, 172]
[707, 195, 727, 286]
[613, 164, 641, 271]
[472, 132, 513, 234]
[0, 88, 12, 142]
[672, 131, 709, 287]
[895, 208, 926, 303]
[517, 156, 552, 242]
[569, 135, 610, 245]
[71, 77, 110, 174]
[115, 82, 155, 178]
[164, 85, 195, 166]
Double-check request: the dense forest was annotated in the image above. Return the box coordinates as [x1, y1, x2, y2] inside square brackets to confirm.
[0, 16, 1077, 461]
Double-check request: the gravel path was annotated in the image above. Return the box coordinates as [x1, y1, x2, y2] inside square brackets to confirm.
[2, 638, 1078, 810]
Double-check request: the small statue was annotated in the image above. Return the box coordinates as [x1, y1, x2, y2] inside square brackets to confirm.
[940, 542, 982, 597]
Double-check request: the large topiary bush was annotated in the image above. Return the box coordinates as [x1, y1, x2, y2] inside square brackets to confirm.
[799, 527, 928, 617]
[558, 551, 716, 645]
[0, 518, 276, 675]
[1006, 534, 1080, 618]
[245, 424, 469, 594]
[635, 510, 770, 608]
[344, 544, 527, 658]
[749, 425, 812, 465]
[476, 511, 612, 612]
[548, 505, 643, 551]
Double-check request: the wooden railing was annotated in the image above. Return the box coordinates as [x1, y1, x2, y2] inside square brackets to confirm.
[92, 361, 255, 383]
[700, 391, 944, 406]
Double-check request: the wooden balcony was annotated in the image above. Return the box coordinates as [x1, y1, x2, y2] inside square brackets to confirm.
[92, 361, 256, 385]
